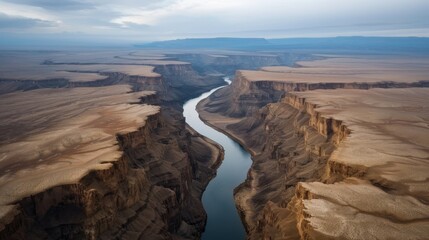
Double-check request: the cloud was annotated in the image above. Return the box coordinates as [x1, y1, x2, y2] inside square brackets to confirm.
[109, 0, 429, 37]
[110, 0, 242, 27]
[0, 0, 429, 43]
[0, 13, 57, 29]
[0, 1, 58, 21]
[2, 0, 94, 11]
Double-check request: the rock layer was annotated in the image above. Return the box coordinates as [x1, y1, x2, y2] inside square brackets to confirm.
[169, 52, 318, 76]
[0, 85, 224, 239]
[197, 55, 429, 239]
[286, 88, 429, 240]
[0, 50, 226, 240]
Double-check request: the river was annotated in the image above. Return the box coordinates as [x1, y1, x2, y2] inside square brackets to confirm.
[183, 77, 251, 240]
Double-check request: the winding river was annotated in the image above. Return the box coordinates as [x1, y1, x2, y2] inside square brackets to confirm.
[183, 77, 251, 240]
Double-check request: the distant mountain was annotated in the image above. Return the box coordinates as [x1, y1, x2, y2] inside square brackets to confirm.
[267, 37, 429, 53]
[137, 36, 429, 54]
[135, 37, 269, 49]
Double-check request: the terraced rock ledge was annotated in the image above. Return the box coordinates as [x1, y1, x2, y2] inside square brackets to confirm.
[0, 85, 225, 239]
[197, 55, 429, 239]
[0, 49, 319, 239]
[0, 51, 227, 240]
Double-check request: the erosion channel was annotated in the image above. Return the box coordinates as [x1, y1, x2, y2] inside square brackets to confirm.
[183, 77, 250, 240]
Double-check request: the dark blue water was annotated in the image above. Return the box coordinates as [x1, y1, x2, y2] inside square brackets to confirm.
[183, 78, 251, 240]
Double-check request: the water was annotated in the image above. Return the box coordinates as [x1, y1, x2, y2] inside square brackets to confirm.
[183, 77, 251, 240]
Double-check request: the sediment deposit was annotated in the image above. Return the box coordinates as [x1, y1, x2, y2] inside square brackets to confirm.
[198, 55, 429, 239]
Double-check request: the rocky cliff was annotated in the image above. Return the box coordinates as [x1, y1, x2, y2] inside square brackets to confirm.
[0, 104, 223, 239]
[0, 54, 225, 99]
[152, 64, 224, 102]
[203, 69, 429, 119]
[228, 93, 346, 239]
[0, 51, 226, 240]
[197, 55, 429, 239]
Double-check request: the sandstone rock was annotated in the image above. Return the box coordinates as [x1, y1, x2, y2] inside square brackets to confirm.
[198, 55, 429, 239]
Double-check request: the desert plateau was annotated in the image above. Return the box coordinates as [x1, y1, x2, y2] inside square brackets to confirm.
[1, 0, 429, 239]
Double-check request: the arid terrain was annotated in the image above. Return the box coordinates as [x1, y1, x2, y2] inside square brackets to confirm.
[0, 50, 230, 239]
[1, 48, 429, 239]
[1, 0, 428, 238]
[198, 54, 429, 239]
[0, 49, 306, 239]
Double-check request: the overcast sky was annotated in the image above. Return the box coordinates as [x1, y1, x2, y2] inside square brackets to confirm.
[0, 0, 428, 46]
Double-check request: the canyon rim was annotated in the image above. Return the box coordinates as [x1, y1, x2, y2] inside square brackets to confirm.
[1, 0, 429, 239]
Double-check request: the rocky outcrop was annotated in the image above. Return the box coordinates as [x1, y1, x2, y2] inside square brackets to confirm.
[1, 108, 223, 239]
[201, 71, 285, 118]
[0, 60, 224, 102]
[203, 70, 429, 119]
[198, 73, 350, 237]
[0, 78, 70, 94]
[286, 88, 429, 239]
[197, 57, 429, 239]
[153, 64, 224, 102]
[229, 96, 346, 239]
[0, 52, 226, 239]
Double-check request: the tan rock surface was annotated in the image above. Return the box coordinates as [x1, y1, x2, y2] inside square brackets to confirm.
[0, 52, 163, 82]
[197, 54, 429, 239]
[0, 49, 229, 239]
[257, 56, 429, 83]
[0, 85, 159, 214]
[296, 179, 429, 240]
[288, 88, 429, 239]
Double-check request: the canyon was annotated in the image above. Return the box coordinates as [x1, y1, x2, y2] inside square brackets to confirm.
[198, 55, 429, 239]
[0, 51, 227, 239]
[0, 48, 428, 240]
[0, 50, 301, 239]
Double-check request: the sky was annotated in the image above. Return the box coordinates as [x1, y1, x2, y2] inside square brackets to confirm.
[0, 0, 428, 47]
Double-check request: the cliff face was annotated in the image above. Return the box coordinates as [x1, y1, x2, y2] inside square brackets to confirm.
[198, 72, 352, 238]
[169, 53, 320, 76]
[202, 71, 289, 118]
[0, 52, 226, 239]
[204, 69, 429, 119]
[279, 89, 429, 240]
[169, 54, 281, 76]
[197, 56, 429, 240]
[231, 96, 345, 238]
[153, 64, 224, 102]
[0, 59, 224, 101]
[1, 108, 222, 239]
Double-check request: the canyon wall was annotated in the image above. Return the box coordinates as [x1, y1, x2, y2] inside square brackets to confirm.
[0, 105, 223, 239]
[3, 50, 310, 239]
[197, 56, 429, 239]
[169, 52, 320, 76]
[0, 62, 224, 99]
[152, 64, 224, 102]
[0, 53, 226, 239]
[202, 70, 429, 119]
